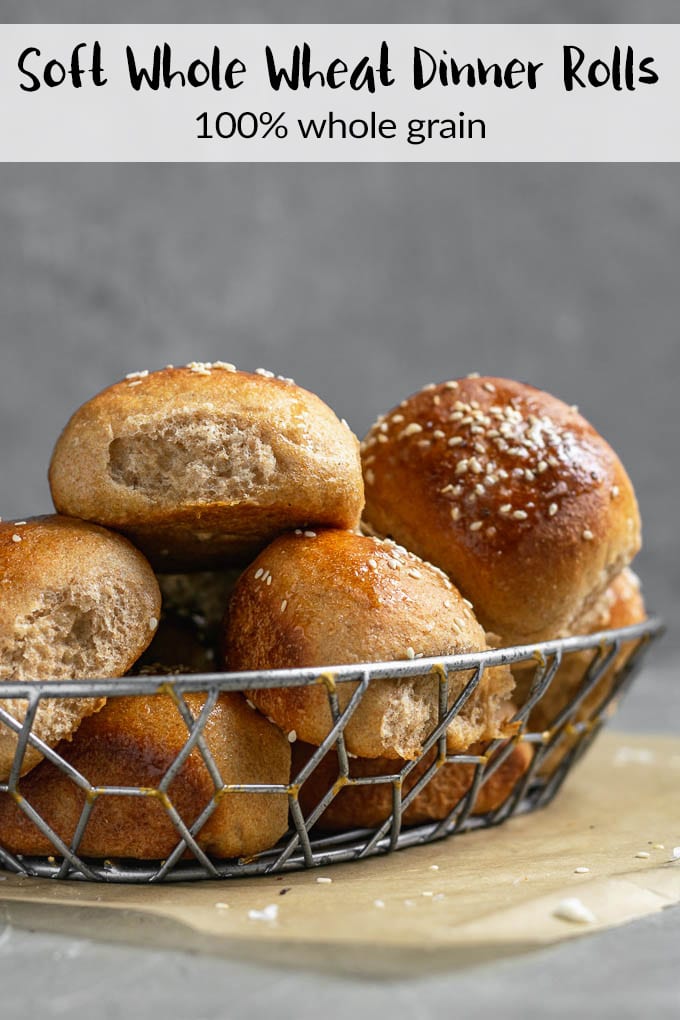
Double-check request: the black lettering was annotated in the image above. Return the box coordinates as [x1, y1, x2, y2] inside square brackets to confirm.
[126, 45, 162, 90]
[563, 45, 586, 90]
[18, 46, 41, 92]
[639, 56, 658, 85]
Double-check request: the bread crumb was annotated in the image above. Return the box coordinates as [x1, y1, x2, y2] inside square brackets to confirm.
[248, 904, 278, 922]
[316, 876, 332, 884]
[552, 898, 596, 924]
[634, 851, 650, 859]
[574, 867, 590, 874]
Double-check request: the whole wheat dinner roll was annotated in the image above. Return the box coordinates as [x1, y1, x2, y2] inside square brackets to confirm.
[0, 516, 160, 780]
[514, 568, 646, 770]
[0, 692, 291, 860]
[293, 738, 533, 830]
[361, 377, 641, 646]
[49, 363, 364, 571]
[224, 529, 516, 760]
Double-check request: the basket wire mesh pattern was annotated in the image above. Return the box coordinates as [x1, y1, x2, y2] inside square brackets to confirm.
[0, 616, 663, 883]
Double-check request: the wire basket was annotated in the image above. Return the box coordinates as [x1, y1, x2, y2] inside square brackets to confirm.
[0, 615, 664, 883]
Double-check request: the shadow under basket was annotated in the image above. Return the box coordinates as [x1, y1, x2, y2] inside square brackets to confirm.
[0, 615, 664, 883]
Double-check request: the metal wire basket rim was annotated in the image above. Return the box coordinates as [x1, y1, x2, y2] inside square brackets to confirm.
[0, 615, 663, 700]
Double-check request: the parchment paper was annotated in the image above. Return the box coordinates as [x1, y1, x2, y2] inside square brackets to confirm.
[1, 731, 679, 977]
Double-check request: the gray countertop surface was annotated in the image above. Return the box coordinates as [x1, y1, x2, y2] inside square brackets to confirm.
[1, 3, 680, 1016]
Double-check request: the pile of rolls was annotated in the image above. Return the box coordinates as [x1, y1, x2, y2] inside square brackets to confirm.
[0, 364, 644, 860]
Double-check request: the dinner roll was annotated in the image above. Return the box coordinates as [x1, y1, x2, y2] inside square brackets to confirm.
[361, 377, 641, 645]
[49, 363, 364, 571]
[514, 568, 646, 770]
[0, 516, 160, 780]
[224, 529, 516, 760]
[293, 738, 533, 830]
[0, 692, 291, 860]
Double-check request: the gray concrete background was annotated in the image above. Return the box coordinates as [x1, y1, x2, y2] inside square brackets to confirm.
[1, 4, 679, 1018]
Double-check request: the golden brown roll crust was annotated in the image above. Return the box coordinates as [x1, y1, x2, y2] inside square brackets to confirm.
[361, 377, 641, 645]
[224, 529, 516, 759]
[49, 364, 364, 571]
[293, 739, 533, 830]
[0, 692, 291, 860]
[0, 516, 160, 779]
[515, 568, 646, 742]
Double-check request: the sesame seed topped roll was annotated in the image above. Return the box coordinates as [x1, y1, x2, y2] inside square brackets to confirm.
[223, 529, 516, 760]
[361, 377, 641, 645]
[48, 364, 364, 571]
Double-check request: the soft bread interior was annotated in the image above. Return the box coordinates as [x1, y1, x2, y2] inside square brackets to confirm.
[108, 411, 277, 502]
[2, 582, 148, 681]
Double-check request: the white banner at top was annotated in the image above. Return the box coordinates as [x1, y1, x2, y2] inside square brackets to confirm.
[0, 24, 678, 161]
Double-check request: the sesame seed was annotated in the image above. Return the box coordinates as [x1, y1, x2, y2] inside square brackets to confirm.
[128, 379, 143, 387]
[421, 891, 434, 897]
[582, 529, 594, 541]
[537, 460, 548, 473]
[125, 370, 149, 380]
[379, 422, 389, 433]
[611, 486, 620, 499]
[186, 361, 213, 375]
[368, 559, 378, 569]
[635, 852, 650, 859]
[149, 617, 158, 630]
[365, 469, 375, 486]
[524, 469, 535, 482]
[455, 460, 469, 475]
[14, 521, 26, 526]
[406, 647, 416, 659]
[212, 361, 236, 371]
[391, 414, 405, 424]
[474, 442, 486, 454]
[467, 371, 481, 379]
[440, 484, 456, 494]
[418, 439, 431, 448]
[423, 383, 437, 391]
[266, 575, 273, 585]
[463, 598, 474, 609]
[408, 569, 422, 579]
[469, 521, 483, 531]
[433, 429, 445, 439]
[377, 434, 389, 444]
[574, 867, 590, 874]
[11, 534, 21, 543]
[448, 436, 464, 447]
[287, 730, 297, 742]
[548, 503, 558, 516]
[304, 530, 317, 538]
[483, 382, 496, 393]
[294, 529, 302, 535]
[499, 504, 512, 514]
[651, 844, 665, 850]
[513, 510, 528, 520]
[403, 423, 423, 437]
[255, 367, 275, 378]
[570, 404, 579, 413]
[254, 568, 264, 579]
[474, 483, 485, 496]
[443, 381, 459, 389]
[280, 600, 288, 613]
